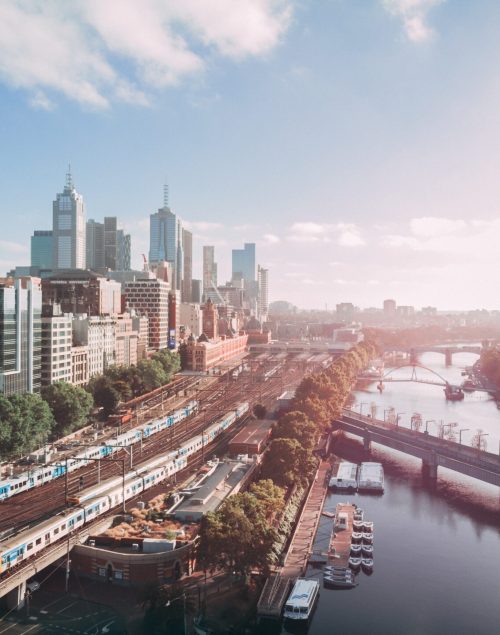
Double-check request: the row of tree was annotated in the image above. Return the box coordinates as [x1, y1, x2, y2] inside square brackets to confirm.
[198, 340, 377, 577]
[0, 350, 181, 462]
[479, 348, 500, 388]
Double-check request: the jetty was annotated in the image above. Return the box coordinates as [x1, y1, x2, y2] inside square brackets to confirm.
[256, 460, 330, 620]
[327, 502, 356, 568]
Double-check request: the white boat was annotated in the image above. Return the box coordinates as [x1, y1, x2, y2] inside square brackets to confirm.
[348, 557, 362, 570]
[283, 578, 320, 621]
[353, 520, 364, 531]
[329, 461, 358, 491]
[323, 568, 357, 589]
[351, 532, 363, 543]
[358, 462, 384, 493]
[361, 558, 374, 573]
[361, 533, 373, 544]
[361, 544, 373, 556]
[362, 521, 373, 532]
[350, 544, 362, 555]
[353, 507, 364, 520]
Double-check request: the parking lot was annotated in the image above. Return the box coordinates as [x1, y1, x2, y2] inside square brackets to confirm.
[0, 591, 126, 634]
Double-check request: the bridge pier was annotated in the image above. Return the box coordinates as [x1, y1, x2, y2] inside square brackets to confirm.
[444, 349, 452, 366]
[409, 348, 418, 365]
[363, 433, 372, 453]
[4, 580, 26, 611]
[422, 452, 438, 481]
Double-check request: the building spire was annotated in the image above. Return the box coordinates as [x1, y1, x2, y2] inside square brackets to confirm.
[66, 163, 73, 189]
[163, 180, 169, 208]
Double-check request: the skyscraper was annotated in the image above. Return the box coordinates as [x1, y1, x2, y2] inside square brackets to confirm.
[232, 243, 256, 283]
[258, 265, 269, 319]
[149, 205, 183, 289]
[182, 228, 192, 302]
[31, 230, 53, 269]
[87, 217, 131, 272]
[86, 219, 104, 270]
[203, 246, 218, 294]
[0, 277, 42, 395]
[52, 168, 85, 270]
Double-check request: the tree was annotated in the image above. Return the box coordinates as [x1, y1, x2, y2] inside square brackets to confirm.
[137, 359, 168, 392]
[91, 376, 121, 417]
[151, 349, 181, 380]
[249, 479, 285, 518]
[261, 438, 316, 488]
[0, 394, 54, 460]
[41, 382, 94, 438]
[252, 403, 267, 419]
[274, 411, 317, 449]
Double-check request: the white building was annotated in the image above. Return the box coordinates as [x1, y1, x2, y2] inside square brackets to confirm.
[52, 168, 86, 270]
[72, 315, 116, 378]
[179, 302, 203, 338]
[258, 265, 269, 321]
[41, 304, 73, 386]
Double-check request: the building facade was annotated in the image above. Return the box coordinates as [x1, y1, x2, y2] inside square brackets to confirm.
[258, 265, 269, 320]
[181, 228, 192, 303]
[0, 277, 42, 395]
[232, 243, 255, 283]
[71, 346, 89, 386]
[123, 278, 169, 351]
[72, 315, 116, 378]
[181, 333, 248, 372]
[179, 303, 203, 339]
[42, 270, 122, 316]
[41, 304, 72, 386]
[52, 170, 86, 270]
[202, 246, 217, 297]
[115, 314, 139, 367]
[31, 230, 53, 269]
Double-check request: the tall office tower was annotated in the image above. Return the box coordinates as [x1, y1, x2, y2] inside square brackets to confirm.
[149, 203, 184, 291]
[52, 167, 86, 270]
[0, 277, 42, 395]
[202, 246, 218, 295]
[182, 228, 192, 303]
[31, 230, 53, 269]
[191, 279, 202, 304]
[86, 219, 105, 270]
[117, 229, 131, 271]
[258, 265, 269, 320]
[123, 278, 170, 351]
[232, 243, 256, 283]
[383, 298, 397, 316]
[104, 216, 118, 269]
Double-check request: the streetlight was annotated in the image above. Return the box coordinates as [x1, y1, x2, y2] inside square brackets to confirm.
[165, 593, 188, 634]
[396, 412, 405, 427]
[477, 432, 489, 451]
[459, 428, 470, 445]
[359, 402, 368, 416]
[425, 420, 435, 434]
[383, 409, 392, 422]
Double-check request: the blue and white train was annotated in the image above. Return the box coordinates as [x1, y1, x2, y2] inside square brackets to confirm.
[0, 401, 199, 501]
[0, 403, 249, 575]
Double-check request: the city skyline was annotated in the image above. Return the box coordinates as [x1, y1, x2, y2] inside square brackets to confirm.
[2, 1, 500, 309]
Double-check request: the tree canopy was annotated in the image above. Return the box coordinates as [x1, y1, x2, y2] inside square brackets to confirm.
[0, 394, 54, 460]
[41, 382, 94, 438]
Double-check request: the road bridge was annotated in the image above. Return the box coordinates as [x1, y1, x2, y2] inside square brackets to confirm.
[385, 345, 481, 365]
[333, 409, 500, 487]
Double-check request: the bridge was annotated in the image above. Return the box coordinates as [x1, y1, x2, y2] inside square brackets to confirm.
[333, 409, 500, 487]
[385, 345, 482, 365]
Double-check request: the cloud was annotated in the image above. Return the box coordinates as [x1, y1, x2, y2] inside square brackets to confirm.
[263, 233, 281, 244]
[287, 221, 364, 246]
[382, 0, 444, 43]
[0, 240, 29, 254]
[184, 221, 223, 232]
[409, 216, 466, 237]
[0, 0, 292, 109]
[29, 90, 55, 111]
[289, 222, 329, 235]
[337, 223, 365, 247]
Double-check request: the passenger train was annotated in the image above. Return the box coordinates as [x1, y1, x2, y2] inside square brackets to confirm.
[0, 401, 199, 501]
[0, 402, 249, 575]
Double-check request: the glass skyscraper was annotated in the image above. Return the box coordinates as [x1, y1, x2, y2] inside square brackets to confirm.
[52, 169, 86, 270]
[31, 230, 53, 269]
[149, 205, 183, 291]
[232, 243, 256, 283]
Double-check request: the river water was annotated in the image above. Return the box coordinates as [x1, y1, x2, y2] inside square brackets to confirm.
[266, 351, 500, 635]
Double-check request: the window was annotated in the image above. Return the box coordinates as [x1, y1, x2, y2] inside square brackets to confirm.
[35, 538, 42, 546]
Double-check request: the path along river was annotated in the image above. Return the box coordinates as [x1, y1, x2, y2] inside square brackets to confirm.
[261, 350, 500, 635]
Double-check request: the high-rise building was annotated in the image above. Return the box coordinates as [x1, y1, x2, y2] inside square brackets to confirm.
[258, 265, 269, 320]
[123, 278, 170, 351]
[383, 299, 397, 316]
[42, 270, 122, 316]
[202, 246, 217, 298]
[182, 228, 192, 303]
[41, 304, 72, 386]
[232, 243, 256, 283]
[191, 279, 202, 304]
[149, 204, 183, 290]
[31, 230, 53, 269]
[0, 277, 42, 395]
[86, 217, 131, 272]
[52, 168, 86, 270]
[86, 219, 105, 270]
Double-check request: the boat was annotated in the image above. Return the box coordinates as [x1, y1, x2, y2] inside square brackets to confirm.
[351, 532, 363, 543]
[323, 575, 358, 589]
[329, 461, 358, 491]
[353, 520, 364, 531]
[283, 578, 320, 621]
[324, 565, 350, 574]
[358, 462, 384, 493]
[348, 557, 361, 570]
[361, 558, 374, 573]
[362, 521, 373, 532]
[350, 544, 362, 555]
[353, 511, 364, 521]
[444, 385, 465, 401]
[361, 533, 373, 544]
[361, 544, 373, 556]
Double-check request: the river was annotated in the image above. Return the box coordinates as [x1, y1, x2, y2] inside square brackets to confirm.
[262, 350, 500, 635]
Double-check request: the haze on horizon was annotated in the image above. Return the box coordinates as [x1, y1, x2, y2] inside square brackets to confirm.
[0, 0, 499, 311]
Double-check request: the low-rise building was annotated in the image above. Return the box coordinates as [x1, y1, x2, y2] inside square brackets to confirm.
[228, 419, 274, 457]
[114, 313, 139, 367]
[179, 302, 202, 338]
[41, 304, 72, 386]
[71, 345, 89, 386]
[180, 333, 248, 372]
[73, 315, 116, 378]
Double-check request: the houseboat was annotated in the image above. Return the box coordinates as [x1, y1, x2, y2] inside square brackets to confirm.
[358, 462, 384, 493]
[329, 461, 358, 491]
[283, 578, 320, 622]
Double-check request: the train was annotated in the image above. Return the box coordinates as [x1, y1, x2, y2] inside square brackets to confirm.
[0, 402, 249, 576]
[0, 401, 199, 501]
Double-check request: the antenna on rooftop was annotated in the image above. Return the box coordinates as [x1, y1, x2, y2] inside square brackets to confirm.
[66, 163, 73, 189]
[163, 181, 169, 208]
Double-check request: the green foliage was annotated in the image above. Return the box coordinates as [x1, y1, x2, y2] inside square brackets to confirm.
[136, 359, 168, 392]
[90, 376, 121, 417]
[274, 411, 317, 449]
[41, 382, 93, 438]
[249, 479, 285, 517]
[151, 349, 181, 380]
[199, 491, 278, 576]
[252, 403, 267, 419]
[0, 393, 54, 460]
[261, 438, 316, 488]
[480, 348, 500, 388]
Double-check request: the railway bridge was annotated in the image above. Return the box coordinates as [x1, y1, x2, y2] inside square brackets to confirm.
[385, 345, 482, 365]
[334, 409, 500, 486]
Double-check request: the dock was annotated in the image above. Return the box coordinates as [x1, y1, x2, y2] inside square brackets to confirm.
[327, 502, 356, 568]
[257, 459, 331, 620]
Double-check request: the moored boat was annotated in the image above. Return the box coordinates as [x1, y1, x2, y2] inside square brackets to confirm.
[350, 544, 362, 555]
[351, 532, 363, 543]
[348, 556, 362, 570]
[353, 520, 364, 531]
[361, 533, 373, 544]
[361, 544, 373, 556]
[362, 521, 373, 532]
[361, 558, 374, 573]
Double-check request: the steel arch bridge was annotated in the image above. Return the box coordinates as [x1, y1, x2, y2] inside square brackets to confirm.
[380, 364, 449, 387]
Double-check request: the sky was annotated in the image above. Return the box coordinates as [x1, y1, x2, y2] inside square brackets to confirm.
[1, 0, 500, 311]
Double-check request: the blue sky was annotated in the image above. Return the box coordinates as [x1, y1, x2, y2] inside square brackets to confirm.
[1, 0, 500, 310]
